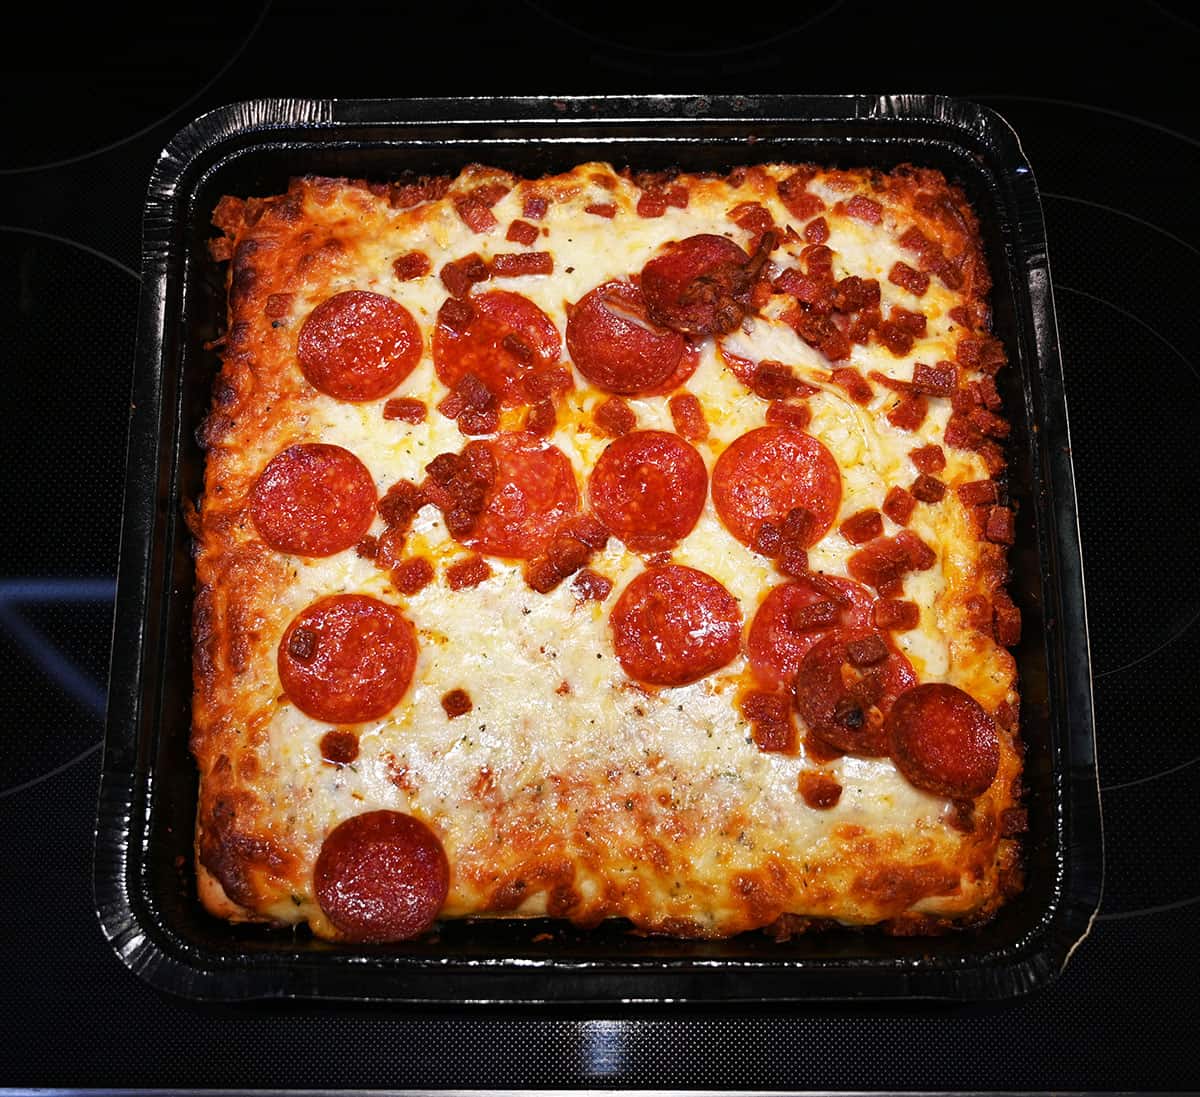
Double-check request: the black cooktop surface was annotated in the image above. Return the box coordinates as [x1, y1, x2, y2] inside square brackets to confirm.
[2, 1, 1197, 1090]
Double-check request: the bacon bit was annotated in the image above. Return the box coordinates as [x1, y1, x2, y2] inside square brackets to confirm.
[846, 634, 888, 667]
[441, 688, 473, 719]
[830, 367, 873, 405]
[846, 195, 883, 223]
[964, 594, 992, 632]
[378, 479, 427, 531]
[473, 182, 511, 207]
[912, 361, 957, 397]
[446, 555, 492, 590]
[776, 546, 810, 578]
[594, 396, 636, 437]
[765, 401, 812, 430]
[993, 590, 1022, 646]
[834, 275, 880, 313]
[490, 252, 553, 277]
[664, 185, 689, 208]
[876, 320, 914, 357]
[910, 444, 946, 474]
[561, 513, 610, 551]
[636, 191, 668, 218]
[526, 521, 606, 594]
[426, 445, 494, 536]
[522, 366, 573, 402]
[873, 598, 919, 631]
[264, 292, 293, 318]
[772, 268, 808, 298]
[437, 389, 466, 420]
[899, 225, 935, 256]
[524, 399, 556, 437]
[778, 172, 825, 220]
[457, 406, 499, 436]
[668, 393, 709, 441]
[956, 334, 1007, 374]
[354, 534, 379, 560]
[957, 479, 999, 506]
[889, 306, 927, 336]
[948, 305, 972, 327]
[749, 359, 810, 400]
[972, 376, 1004, 410]
[741, 690, 796, 753]
[391, 556, 434, 596]
[455, 196, 498, 234]
[585, 202, 617, 218]
[572, 568, 614, 603]
[440, 255, 489, 298]
[786, 307, 851, 362]
[506, 219, 540, 246]
[847, 537, 910, 596]
[523, 195, 548, 220]
[882, 486, 916, 526]
[752, 520, 783, 558]
[791, 600, 842, 631]
[887, 395, 928, 431]
[383, 397, 427, 423]
[439, 296, 475, 334]
[889, 261, 930, 296]
[895, 529, 936, 570]
[456, 372, 496, 411]
[985, 506, 1016, 544]
[969, 406, 1011, 439]
[804, 217, 829, 244]
[287, 626, 317, 663]
[911, 474, 947, 503]
[801, 243, 834, 279]
[944, 415, 983, 452]
[501, 332, 536, 364]
[729, 202, 776, 239]
[798, 772, 842, 809]
[847, 306, 881, 345]
[840, 508, 883, 545]
[392, 251, 431, 281]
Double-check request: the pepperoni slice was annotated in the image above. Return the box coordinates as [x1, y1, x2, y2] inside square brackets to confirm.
[297, 290, 422, 402]
[278, 594, 417, 724]
[433, 289, 560, 406]
[610, 565, 742, 687]
[747, 576, 875, 691]
[314, 811, 449, 942]
[793, 630, 916, 756]
[640, 234, 755, 336]
[566, 280, 699, 395]
[587, 431, 707, 552]
[711, 426, 842, 547]
[886, 683, 1000, 798]
[250, 443, 377, 557]
[444, 433, 579, 559]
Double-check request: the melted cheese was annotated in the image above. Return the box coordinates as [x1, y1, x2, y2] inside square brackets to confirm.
[195, 163, 1022, 937]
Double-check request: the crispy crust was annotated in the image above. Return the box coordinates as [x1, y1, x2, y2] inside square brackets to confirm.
[193, 162, 1023, 940]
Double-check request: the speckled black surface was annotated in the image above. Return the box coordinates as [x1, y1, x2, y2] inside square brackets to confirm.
[2, 1, 1197, 1088]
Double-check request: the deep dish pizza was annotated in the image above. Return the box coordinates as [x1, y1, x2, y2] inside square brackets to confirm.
[193, 160, 1025, 943]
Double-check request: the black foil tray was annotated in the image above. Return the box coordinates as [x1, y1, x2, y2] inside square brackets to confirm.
[94, 94, 1102, 1004]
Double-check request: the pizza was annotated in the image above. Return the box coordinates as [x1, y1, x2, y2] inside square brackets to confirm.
[193, 160, 1025, 944]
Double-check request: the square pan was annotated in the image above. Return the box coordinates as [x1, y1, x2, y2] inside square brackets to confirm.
[94, 93, 1102, 1004]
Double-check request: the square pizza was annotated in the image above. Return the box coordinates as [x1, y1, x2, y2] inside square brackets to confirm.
[192, 160, 1024, 943]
